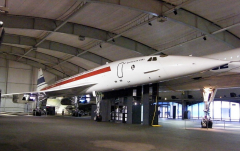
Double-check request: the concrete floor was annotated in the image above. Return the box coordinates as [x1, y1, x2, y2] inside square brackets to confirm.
[0, 114, 240, 151]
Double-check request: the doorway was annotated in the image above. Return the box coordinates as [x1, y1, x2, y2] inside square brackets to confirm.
[117, 62, 124, 78]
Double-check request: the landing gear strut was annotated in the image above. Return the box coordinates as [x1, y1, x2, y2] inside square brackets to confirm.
[93, 91, 103, 122]
[201, 88, 217, 128]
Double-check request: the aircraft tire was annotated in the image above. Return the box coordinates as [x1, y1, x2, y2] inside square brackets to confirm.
[96, 115, 102, 122]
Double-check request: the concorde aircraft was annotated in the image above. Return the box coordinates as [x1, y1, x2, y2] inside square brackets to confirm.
[2, 53, 230, 121]
[0, 20, 239, 124]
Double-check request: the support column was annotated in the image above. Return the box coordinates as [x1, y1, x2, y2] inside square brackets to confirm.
[0, 89, 1, 111]
[136, 86, 142, 101]
[150, 83, 159, 125]
[100, 99, 111, 122]
[182, 100, 187, 120]
[142, 84, 149, 125]
[126, 96, 133, 124]
[36, 94, 39, 109]
[181, 91, 189, 120]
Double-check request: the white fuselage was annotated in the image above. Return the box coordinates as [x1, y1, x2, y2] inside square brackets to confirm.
[41, 55, 228, 96]
[203, 47, 240, 73]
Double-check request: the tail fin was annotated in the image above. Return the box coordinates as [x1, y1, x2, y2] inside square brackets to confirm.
[37, 68, 48, 91]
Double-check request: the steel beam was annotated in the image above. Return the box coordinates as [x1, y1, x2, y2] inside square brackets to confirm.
[2, 34, 110, 65]
[0, 52, 68, 78]
[85, 0, 240, 50]
[17, 1, 89, 61]
[167, 9, 240, 48]
[0, 14, 157, 55]
[0, 44, 86, 74]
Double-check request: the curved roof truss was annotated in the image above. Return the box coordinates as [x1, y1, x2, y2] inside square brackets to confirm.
[1, 42, 86, 72]
[1, 0, 240, 77]
[85, 0, 240, 53]
[0, 14, 158, 55]
[3, 34, 110, 66]
[0, 51, 70, 78]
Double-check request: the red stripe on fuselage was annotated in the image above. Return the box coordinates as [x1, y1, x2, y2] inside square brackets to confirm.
[41, 66, 111, 91]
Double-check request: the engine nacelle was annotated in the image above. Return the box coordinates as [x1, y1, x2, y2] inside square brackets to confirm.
[12, 94, 35, 104]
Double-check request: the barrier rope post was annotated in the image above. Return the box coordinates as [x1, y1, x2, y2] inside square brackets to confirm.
[185, 119, 186, 130]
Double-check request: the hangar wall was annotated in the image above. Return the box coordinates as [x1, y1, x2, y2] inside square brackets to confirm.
[0, 58, 56, 112]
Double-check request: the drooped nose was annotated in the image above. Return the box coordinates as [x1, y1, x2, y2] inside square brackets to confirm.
[160, 56, 229, 78]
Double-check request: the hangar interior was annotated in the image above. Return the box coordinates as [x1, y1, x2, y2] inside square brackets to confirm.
[0, 0, 240, 124]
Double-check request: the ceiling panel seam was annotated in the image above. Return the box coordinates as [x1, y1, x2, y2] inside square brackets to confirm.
[2, 33, 109, 66]
[1, 14, 157, 56]
[16, 1, 89, 62]
[0, 52, 69, 78]
[1, 43, 87, 72]
[83, 0, 240, 54]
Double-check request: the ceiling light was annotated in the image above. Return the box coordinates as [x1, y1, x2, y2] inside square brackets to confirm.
[157, 16, 167, 22]
[173, 9, 178, 15]
[78, 35, 85, 41]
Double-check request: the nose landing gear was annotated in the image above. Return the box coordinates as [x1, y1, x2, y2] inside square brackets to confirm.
[201, 88, 217, 128]
[201, 116, 213, 128]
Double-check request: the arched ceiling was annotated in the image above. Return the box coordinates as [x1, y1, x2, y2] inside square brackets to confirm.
[0, 0, 240, 79]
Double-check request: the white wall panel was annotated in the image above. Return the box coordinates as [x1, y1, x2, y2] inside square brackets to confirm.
[0, 59, 57, 112]
[0, 58, 6, 67]
[9, 60, 31, 69]
[0, 83, 6, 94]
[8, 68, 31, 84]
[0, 98, 25, 112]
[7, 83, 31, 93]
[32, 85, 37, 91]
[0, 67, 7, 82]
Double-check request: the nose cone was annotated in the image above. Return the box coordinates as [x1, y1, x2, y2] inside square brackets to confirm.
[160, 56, 229, 78]
[193, 57, 229, 69]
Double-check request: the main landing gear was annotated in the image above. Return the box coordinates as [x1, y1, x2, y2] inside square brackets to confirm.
[93, 91, 103, 122]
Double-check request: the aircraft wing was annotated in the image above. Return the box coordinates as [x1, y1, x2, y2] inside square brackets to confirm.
[1, 82, 96, 103]
[43, 83, 96, 97]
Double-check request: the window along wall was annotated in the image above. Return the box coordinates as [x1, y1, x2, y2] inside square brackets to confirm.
[187, 101, 240, 121]
[158, 101, 240, 122]
[158, 102, 182, 119]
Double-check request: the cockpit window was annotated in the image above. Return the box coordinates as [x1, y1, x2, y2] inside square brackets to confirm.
[220, 64, 228, 69]
[211, 64, 228, 71]
[148, 57, 157, 61]
[148, 57, 152, 61]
